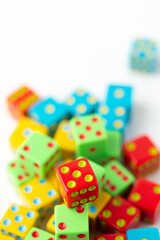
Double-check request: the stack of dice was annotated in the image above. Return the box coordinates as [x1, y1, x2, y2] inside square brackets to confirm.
[0, 85, 160, 240]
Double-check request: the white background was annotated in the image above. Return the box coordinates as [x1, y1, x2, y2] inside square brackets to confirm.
[0, 0, 160, 233]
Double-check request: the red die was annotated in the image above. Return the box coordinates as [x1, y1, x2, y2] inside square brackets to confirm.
[98, 196, 140, 233]
[128, 178, 160, 223]
[95, 233, 127, 240]
[56, 157, 99, 208]
[123, 135, 160, 177]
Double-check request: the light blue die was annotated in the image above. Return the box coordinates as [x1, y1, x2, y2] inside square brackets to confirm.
[65, 88, 99, 117]
[28, 97, 68, 135]
[126, 228, 160, 240]
[130, 39, 158, 73]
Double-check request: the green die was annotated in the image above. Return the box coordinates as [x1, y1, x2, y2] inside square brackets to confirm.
[55, 204, 89, 240]
[104, 160, 135, 196]
[7, 159, 33, 188]
[107, 131, 122, 161]
[70, 114, 108, 163]
[25, 227, 55, 240]
[17, 132, 61, 179]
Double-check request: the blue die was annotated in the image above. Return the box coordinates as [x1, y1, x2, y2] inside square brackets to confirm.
[28, 97, 68, 135]
[65, 88, 99, 117]
[98, 104, 127, 133]
[106, 85, 132, 122]
[126, 228, 160, 240]
[130, 39, 158, 73]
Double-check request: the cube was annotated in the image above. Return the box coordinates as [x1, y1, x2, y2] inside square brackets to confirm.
[28, 97, 68, 135]
[106, 85, 132, 122]
[130, 39, 158, 73]
[126, 228, 160, 240]
[25, 227, 55, 240]
[19, 178, 60, 218]
[56, 157, 100, 208]
[70, 114, 108, 163]
[98, 196, 140, 233]
[88, 191, 111, 230]
[17, 132, 61, 179]
[55, 204, 89, 240]
[7, 159, 33, 188]
[7, 86, 39, 119]
[65, 88, 99, 117]
[54, 120, 76, 159]
[107, 131, 122, 161]
[47, 213, 55, 234]
[10, 117, 48, 150]
[0, 204, 39, 240]
[128, 178, 160, 223]
[123, 135, 160, 177]
[104, 160, 135, 196]
[95, 233, 127, 240]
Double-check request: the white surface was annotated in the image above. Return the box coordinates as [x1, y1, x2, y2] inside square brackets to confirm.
[0, 0, 160, 232]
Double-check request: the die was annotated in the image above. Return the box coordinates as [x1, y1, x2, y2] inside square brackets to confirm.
[70, 114, 108, 163]
[7, 86, 39, 119]
[55, 204, 89, 240]
[98, 196, 140, 233]
[47, 213, 55, 235]
[54, 120, 76, 159]
[10, 117, 48, 150]
[107, 131, 122, 161]
[88, 191, 111, 230]
[98, 104, 127, 133]
[128, 178, 160, 223]
[104, 160, 135, 196]
[130, 39, 158, 73]
[25, 227, 55, 240]
[17, 132, 61, 179]
[56, 157, 100, 208]
[65, 88, 99, 117]
[0, 204, 39, 240]
[106, 85, 132, 122]
[7, 159, 33, 188]
[123, 135, 160, 177]
[28, 97, 68, 135]
[19, 178, 60, 218]
[126, 227, 160, 240]
[95, 233, 127, 240]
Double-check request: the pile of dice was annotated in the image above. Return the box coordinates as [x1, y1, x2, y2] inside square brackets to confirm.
[0, 85, 160, 240]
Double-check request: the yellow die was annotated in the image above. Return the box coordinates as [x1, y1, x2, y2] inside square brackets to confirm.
[19, 178, 61, 218]
[48, 170, 59, 192]
[54, 120, 76, 159]
[88, 191, 111, 230]
[10, 117, 48, 150]
[0, 204, 39, 240]
[46, 213, 55, 234]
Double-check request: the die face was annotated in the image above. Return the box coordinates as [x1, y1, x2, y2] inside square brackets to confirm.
[55, 204, 89, 240]
[130, 39, 158, 72]
[28, 98, 68, 129]
[47, 214, 55, 234]
[0, 204, 39, 239]
[10, 117, 48, 150]
[128, 178, 160, 223]
[7, 160, 33, 187]
[95, 233, 127, 240]
[70, 114, 108, 162]
[104, 161, 135, 196]
[126, 228, 160, 240]
[7, 86, 39, 119]
[98, 104, 127, 132]
[54, 120, 76, 159]
[65, 88, 99, 116]
[17, 132, 61, 179]
[25, 227, 55, 240]
[98, 196, 140, 233]
[19, 178, 60, 216]
[56, 158, 99, 208]
[123, 135, 160, 177]
[107, 131, 122, 161]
